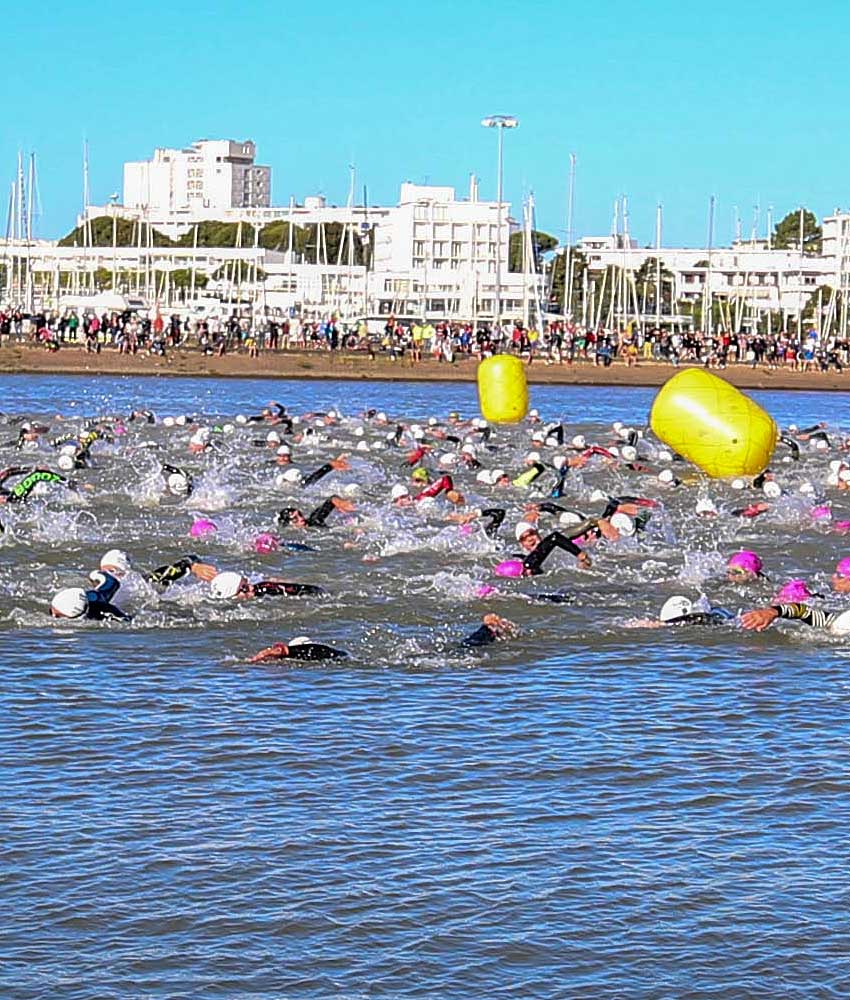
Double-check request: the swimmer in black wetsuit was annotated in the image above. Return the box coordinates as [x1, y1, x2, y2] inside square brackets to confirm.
[515, 520, 592, 573]
[50, 570, 130, 621]
[0, 466, 69, 504]
[205, 568, 324, 600]
[248, 637, 348, 662]
[277, 494, 356, 529]
[741, 602, 850, 635]
[459, 614, 517, 647]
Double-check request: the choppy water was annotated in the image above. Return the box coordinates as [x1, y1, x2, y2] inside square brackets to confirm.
[4, 374, 850, 999]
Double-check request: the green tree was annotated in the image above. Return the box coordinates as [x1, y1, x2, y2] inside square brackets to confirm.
[509, 229, 558, 272]
[58, 216, 174, 247]
[175, 220, 259, 248]
[169, 269, 209, 289]
[772, 208, 822, 254]
[548, 248, 587, 312]
[258, 220, 307, 253]
[633, 257, 676, 316]
[211, 261, 266, 283]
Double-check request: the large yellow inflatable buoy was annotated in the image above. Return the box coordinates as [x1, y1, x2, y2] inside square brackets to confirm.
[650, 369, 777, 478]
[477, 355, 529, 424]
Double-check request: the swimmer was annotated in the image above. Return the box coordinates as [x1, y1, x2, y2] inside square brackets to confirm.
[207, 568, 324, 600]
[741, 602, 850, 635]
[726, 551, 767, 583]
[514, 520, 591, 573]
[629, 595, 735, 628]
[449, 506, 506, 538]
[277, 495, 356, 529]
[0, 466, 70, 504]
[831, 558, 850, 594]
[459, 614, 518, 647]
[248, 636, 348, 662]
[50, 570, 130, 621]
[413, 474, 464, 504]
[162, 463, 193, 497]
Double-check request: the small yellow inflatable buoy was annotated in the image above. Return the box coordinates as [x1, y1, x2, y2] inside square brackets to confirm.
[650, 369, 777, 478]
[477, 355, 529, 424]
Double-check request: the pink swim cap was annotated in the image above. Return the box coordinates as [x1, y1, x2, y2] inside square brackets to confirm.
[458, 523, 474, 536]
[113, 423, 127, 436]
[727, 550, 763, 576]
[833, 521, 850, 534]
[474, 584, 496, 598]
[774, 579, 812, 602]
[810, 504, 832, 521]
[835, 557, 850, 578]
[254, 532, 280, 554]
[189, 518, 217, 538]
[495, 559, 525, 578]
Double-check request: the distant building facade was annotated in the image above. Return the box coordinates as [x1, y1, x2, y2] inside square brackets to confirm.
[123, 140, 271, 217]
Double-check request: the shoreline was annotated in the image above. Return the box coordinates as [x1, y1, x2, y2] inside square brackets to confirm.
[2, 345, 850, 392]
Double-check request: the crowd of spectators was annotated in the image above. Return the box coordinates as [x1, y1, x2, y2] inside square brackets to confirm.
[0, 305, 847, 373]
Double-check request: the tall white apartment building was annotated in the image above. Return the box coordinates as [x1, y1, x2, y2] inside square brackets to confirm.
[123, 139, 271, 215]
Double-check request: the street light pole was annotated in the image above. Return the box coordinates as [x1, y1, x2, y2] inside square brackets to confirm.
[481, 115, 518, 332]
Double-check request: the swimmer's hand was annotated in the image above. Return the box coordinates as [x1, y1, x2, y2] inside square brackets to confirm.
[740, 608, 779, 632]
[596, 517, 619, 541]
[331, 496, 356, 514]
[624, 618, 667, 629]
[483, 614, 517, 640]
[447, 511, 478, 524]
[577, 551, 592, 569]
[329, 455, 351, 471]
[190, 562, 219, 582]
[249, 642, 288, 663]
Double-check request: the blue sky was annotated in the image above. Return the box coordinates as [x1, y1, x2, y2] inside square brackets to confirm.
[4, 0, 847, 246]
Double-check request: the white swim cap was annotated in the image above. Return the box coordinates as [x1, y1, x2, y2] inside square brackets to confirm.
[163, 416, 175, 428]
[552, 456, 567, 470]
[57, 454, 75, 471]
[798, 481, 815, 495]
[589, 489, 607, 504]
[515, 520, 536, 541]
[829, 609, 850, 637]
[531, 432, 545, 444]
[526, 451, 541, 463]
[353, 426, 364, 437]
[610, 512, 635, 536]
[60, 443, 77, 456]
[788, 423, 798, 433]
[660, 595, 693, 622]
[281, 467, 302, 483]
[376, 411, 388, 422]
[235, 414, 248, 424]
[390, 484, 410, 500]
[266, 430, 281, 443]
[356, 441, 370, 452]
[695, 497, 718, 516]
[428, 417, 438, 426]
[475, 470, 491, 484]
[439, 452, 457, 467]
[289, 635, 312, 646]
[571, 434, 586, 449]
[461, 444, 476, 456]
[816, 439, 829, 451]
[51, 587, 88, 619]
[167, 472, 190, 495]
[222, 424, 235, 435]
[175, 415, 187, 426]
[763, 481, 782, 499]
[731, 478, 747, 490]
[559, 511, 583, 527]
[210, 571, 244, 600]
[528, 408, 540, 418]
[276, 444, 291, 456]
[620, 445, 637, 462]
[656, 450, 673, 463]
[101, 549, 130, 574]
[658, 468, 675, 484]
[371, 441, 386, 451]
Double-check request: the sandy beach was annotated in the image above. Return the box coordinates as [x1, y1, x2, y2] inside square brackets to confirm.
[2, 344, 850, 391]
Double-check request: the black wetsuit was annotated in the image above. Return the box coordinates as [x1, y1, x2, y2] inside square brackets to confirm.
[667, 608, 735, 626]
[253, 581, 324, 597]
[480, 508, 505, 538]
[0, 467, 68, 503]
[770, 603, 839, 630]
[282, 642, 347, 661]
[278, 496, 339, 528]
[83, 571, 131, 621]
[460, 622, 502, 647]
[522, 531, 583, 575]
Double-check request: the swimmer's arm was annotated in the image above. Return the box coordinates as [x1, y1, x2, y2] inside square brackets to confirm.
[479, 507, 506, 537]
[306, 496, 355, 526]
[523, 531, 590, 574]
[741, 603, 833, 631]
